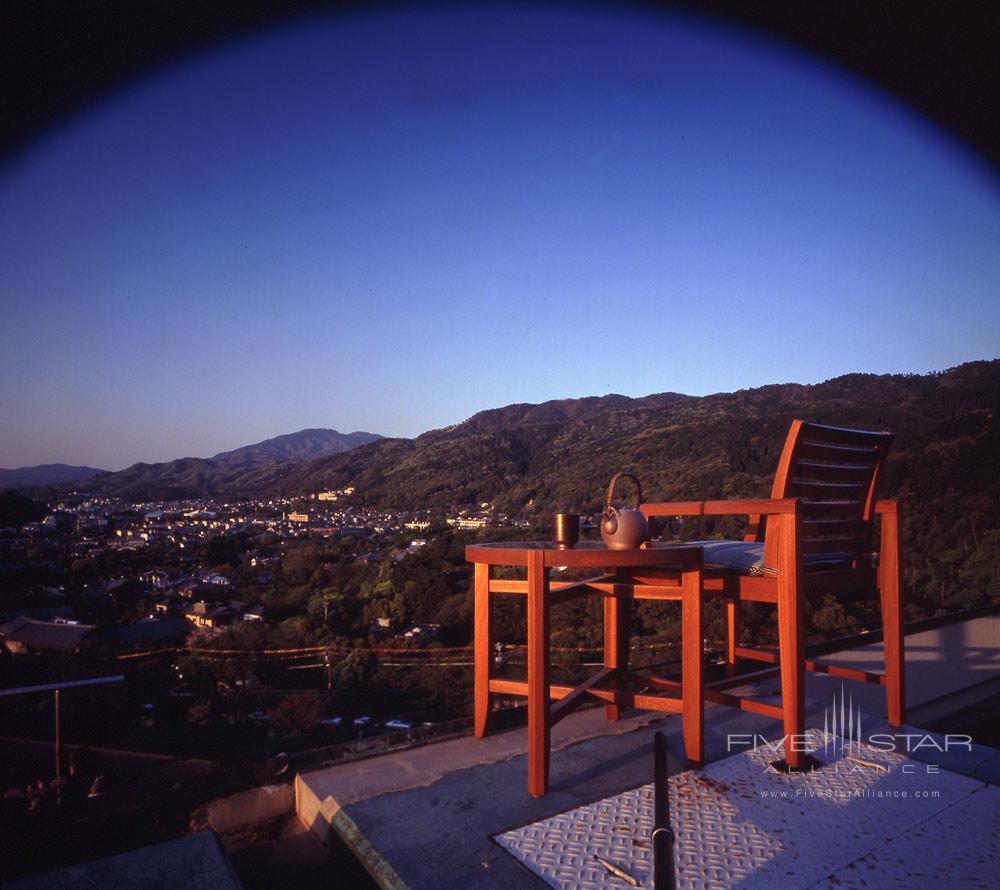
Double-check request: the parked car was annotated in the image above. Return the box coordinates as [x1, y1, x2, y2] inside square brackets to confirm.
[385, 718, 413, 730]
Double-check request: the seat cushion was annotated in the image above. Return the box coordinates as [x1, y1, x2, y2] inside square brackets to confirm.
[695, 540, 855, 575]
[698, 541, 768, 575]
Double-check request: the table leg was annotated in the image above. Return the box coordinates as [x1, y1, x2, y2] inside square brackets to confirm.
[527, 550, 550, 797]
[681, 559, 704, 768]
[604, 569, 631, 722]
[474, 561, 492, 738]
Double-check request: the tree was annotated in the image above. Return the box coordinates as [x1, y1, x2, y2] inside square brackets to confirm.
[331, 650, 378, 704]
[282, 545, 321, 586]
[271, 693, 325, 733]
[0, 491, 46, 528]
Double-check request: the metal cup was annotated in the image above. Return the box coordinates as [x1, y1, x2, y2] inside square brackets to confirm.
[551, 512, 580, 549]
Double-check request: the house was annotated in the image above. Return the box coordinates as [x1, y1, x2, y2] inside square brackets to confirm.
[80, 583, 110, 601]
[75, 515, 108, 535]
[154, 593, 182, 616]
[401, 624, 441, 641]
[183, 599, 244, 629]
[179, 581, 216, 600]
[370, 616, 394, 638]
[202, 606, 238, 629]
[140, 568, 170, 589]
[90, 617, 188, 646]
[184, 601, 224, 628]
[447, 515, 489, 529]
[242, 605, 266, 622]
[0, 617, 94, 654]
[183, 601, 210, 626]
[106, 577, 144, 606]
[203, 573, 231, 586]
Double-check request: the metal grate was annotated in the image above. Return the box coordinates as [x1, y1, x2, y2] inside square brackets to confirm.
[495, 730, 992, 889]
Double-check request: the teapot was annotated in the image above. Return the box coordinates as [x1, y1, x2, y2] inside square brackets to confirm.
[600, 472, 650, 550]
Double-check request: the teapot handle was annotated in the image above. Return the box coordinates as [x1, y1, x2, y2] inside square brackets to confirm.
[605, 471, 643, 513]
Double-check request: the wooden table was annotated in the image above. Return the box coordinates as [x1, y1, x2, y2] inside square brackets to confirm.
[466, 541, 704, 797]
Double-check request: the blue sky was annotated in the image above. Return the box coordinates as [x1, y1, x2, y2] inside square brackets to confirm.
[2, 5, 999, 470]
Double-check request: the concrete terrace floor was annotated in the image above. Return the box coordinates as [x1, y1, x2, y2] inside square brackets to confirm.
[297, 681, 1000, 890]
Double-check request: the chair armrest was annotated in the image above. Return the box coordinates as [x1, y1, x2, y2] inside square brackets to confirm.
[642, 498, 799, 518]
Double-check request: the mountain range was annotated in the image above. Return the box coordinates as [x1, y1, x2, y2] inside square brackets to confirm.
[0, 464, 107, 489]
[209, 428, 379, 464]
[7, 429, 380, 498]
[272, 361, 999, 521]
[17, 363, 1000, 560]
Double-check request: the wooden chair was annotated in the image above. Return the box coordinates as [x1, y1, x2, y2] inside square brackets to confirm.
[640, 420, 904, 769]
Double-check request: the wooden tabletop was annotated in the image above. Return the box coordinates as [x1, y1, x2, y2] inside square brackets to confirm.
[465, 540, 701, 568]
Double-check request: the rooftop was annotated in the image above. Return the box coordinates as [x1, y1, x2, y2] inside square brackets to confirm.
[296, 610, 1000, 889]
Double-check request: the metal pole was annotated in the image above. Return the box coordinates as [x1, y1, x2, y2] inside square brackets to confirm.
[54, 688, 62, 803]
[652, 731, 676, 890]
[0, 676, 125, 804]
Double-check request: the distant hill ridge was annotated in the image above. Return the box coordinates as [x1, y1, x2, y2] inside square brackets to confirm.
[0, 464, 106, 489]
[32, 428, 381, 499]
[443, 392, 693, 436]
[211, 428, 381, 464]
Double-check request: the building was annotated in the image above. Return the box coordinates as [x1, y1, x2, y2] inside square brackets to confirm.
[0, 617, 94, 654]
[140, 568, 170, 589]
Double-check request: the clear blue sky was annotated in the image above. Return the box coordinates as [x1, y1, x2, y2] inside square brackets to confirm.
[2, 5, 999, 470]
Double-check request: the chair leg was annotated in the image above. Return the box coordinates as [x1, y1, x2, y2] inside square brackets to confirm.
[777, 511, 806, 770]
[474, 562, 492, 738]
[880, 508, 906, 726]
[725, 599, 740, 678]
[682, 561, 704, 768]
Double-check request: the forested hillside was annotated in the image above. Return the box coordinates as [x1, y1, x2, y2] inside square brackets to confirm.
[286, 360, 1000, 614]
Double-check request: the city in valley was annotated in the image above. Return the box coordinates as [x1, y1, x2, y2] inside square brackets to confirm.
[0, 485, 550, 862]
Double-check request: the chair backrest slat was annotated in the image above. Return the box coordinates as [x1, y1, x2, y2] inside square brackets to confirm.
[795, 459, 877, 484]
[797, 441, 880, 462]
[763, 420, 893, 568]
